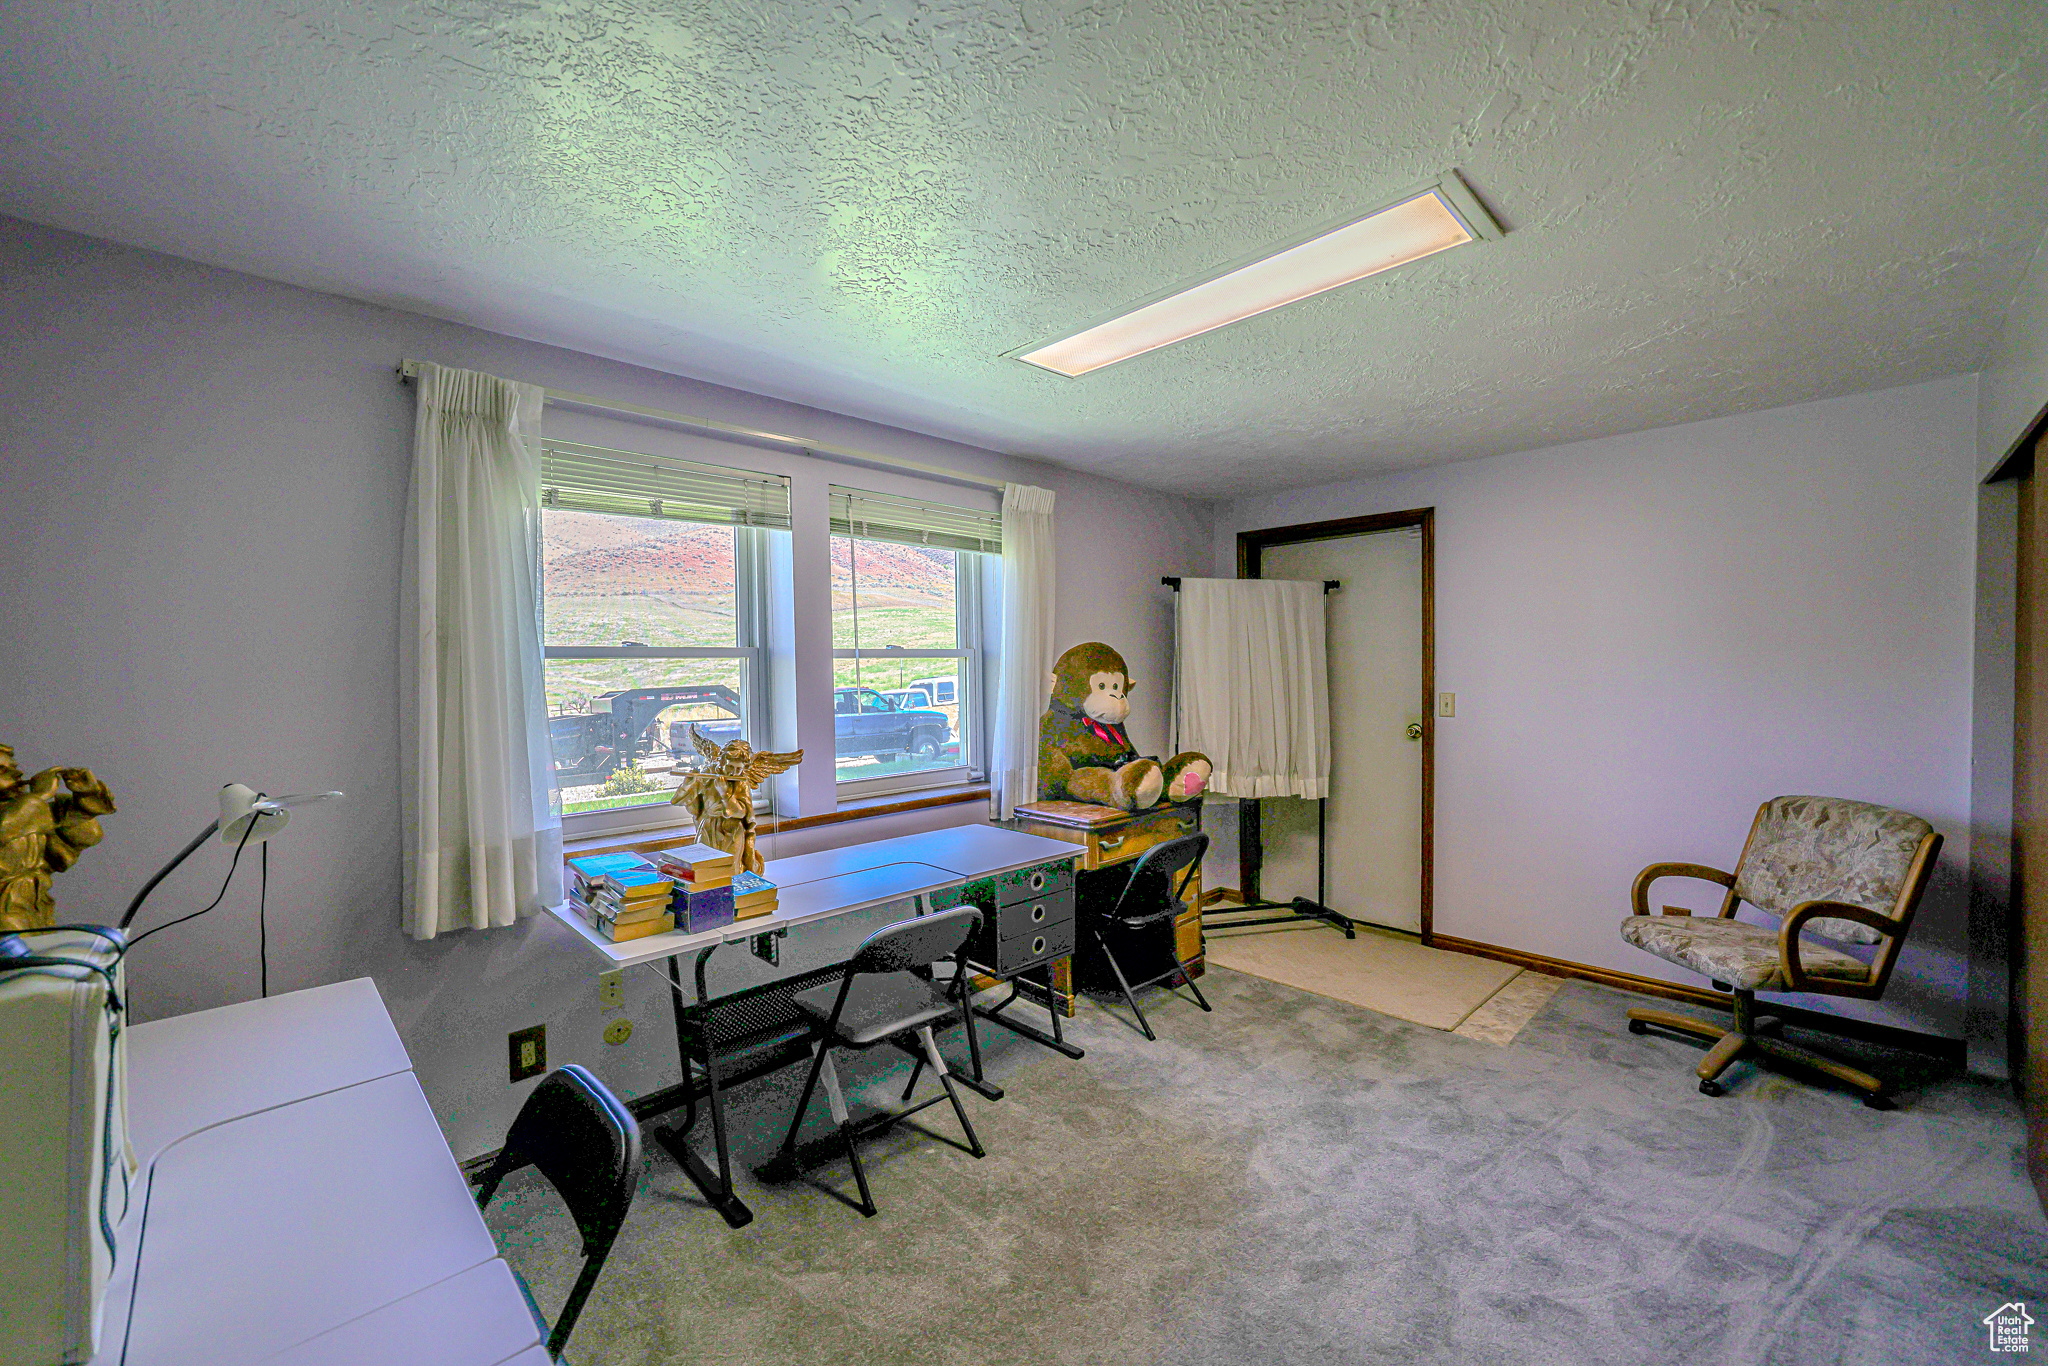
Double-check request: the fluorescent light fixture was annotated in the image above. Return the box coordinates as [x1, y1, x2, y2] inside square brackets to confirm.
[1015, 173, 1501, 377]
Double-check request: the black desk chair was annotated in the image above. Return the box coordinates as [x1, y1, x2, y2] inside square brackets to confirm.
[474, 1064, 643, 1362]
[1090, 832, 1212, 1041]
[767, 906, 987, 1218]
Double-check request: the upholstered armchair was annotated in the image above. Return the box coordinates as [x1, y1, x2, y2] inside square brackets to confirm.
[1618, 795, 1941, 1108]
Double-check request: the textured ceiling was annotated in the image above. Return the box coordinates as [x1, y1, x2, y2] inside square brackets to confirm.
[4, 1, 2046, 498]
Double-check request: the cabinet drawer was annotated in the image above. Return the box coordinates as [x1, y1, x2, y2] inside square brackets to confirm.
[996, 860, 1074, 905]
[993, 919, 1075, 975]
[995, 890, 1073, 938]
[1090, 811, 1200, 867]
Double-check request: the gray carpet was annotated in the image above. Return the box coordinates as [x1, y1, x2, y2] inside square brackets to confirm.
[482, 969, 2048, 1365]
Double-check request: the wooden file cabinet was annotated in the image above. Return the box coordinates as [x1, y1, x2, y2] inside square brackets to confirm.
[1009, 801, 1205, 1016]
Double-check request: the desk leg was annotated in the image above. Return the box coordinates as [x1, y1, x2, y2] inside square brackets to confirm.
[949, 972, 1005, 1103]
[975, 970, 1086, 1060]
[1050, 956, 1077, 1018]
[656, 946, 755, 1230]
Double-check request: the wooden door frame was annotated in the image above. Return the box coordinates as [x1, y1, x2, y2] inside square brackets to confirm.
[1237, 507, 1437, 942]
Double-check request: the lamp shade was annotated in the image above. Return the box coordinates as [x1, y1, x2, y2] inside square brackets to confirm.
[218, 785, 344, 846]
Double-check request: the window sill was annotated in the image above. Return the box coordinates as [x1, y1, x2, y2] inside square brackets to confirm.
[561, 783, 992, 862]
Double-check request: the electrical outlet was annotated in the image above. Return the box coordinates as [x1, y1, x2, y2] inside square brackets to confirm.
[508, 1024, 546, 1082]
[598, 970, 625, 1010]
[1438, 692, 1456, 718]
[603, 1017, 634, 1046]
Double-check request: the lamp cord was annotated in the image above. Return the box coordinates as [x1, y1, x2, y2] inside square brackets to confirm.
[259, 841, 269, 998]
[127, 815, 259, 949]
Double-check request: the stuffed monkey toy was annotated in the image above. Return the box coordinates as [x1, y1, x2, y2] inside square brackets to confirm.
[1038, 642, 1211, 810]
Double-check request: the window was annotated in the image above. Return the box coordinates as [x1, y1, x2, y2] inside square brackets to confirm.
[540, 440, 790, 831]
[830, 486, 1000, 795]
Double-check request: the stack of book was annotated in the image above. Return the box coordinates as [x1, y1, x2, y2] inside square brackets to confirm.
[731, 868, 778, 919]
[566, 853, 676, 942]
[652, 843, 740, 934]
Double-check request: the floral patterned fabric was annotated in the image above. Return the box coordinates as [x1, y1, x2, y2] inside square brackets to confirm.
[1730, 795, 1932, 945]
[1618, 914, 1871, 992]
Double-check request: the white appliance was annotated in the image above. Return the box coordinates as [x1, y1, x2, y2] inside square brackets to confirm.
[0, 930, 132, 1366]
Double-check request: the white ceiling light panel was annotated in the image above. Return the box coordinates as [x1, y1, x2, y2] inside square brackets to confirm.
[1016, 174, 1503, 377]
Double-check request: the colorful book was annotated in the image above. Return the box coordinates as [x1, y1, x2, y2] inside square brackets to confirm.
[677, 882, 736, 935]
[567, 853, 673, 901]
[732, 869, 778, 918]
[657, 842, 735, 888]
[597, 867, 676, 901]
[602, 912, 675, 942]
[567, 852, 654, 880]
[572, 895, 678, 938]
[573, 897, 667, 929]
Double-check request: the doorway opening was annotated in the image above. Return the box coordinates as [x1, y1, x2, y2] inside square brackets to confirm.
[1236, 508, 1435, 941]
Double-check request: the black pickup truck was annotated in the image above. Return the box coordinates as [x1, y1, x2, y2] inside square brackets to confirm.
[825, 686, 952, 763]
[548, 683, 952, 786]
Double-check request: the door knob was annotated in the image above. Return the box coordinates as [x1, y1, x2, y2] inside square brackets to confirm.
[1405, 722, 1423, 741]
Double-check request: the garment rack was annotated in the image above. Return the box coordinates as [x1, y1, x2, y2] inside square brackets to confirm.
[1162, 576, 1355, 940]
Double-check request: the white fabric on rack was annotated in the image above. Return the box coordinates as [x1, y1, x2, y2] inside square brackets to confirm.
[990, 484, 1057, 820]
[401, 363, 563, 939]
[1175, 578, 1330, 799]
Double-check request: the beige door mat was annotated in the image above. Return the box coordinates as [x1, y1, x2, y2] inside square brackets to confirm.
[1204, 919, 1529, 1032]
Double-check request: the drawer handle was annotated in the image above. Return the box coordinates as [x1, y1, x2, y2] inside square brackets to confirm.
[1029, 871, 1046, 891]
[1032, 936, 1046, 955]
[1098, 836, 1126, 851]
[1031, 903, 1046, 923]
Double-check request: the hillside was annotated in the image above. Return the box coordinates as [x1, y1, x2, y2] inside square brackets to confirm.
[543, 511, 957, 609]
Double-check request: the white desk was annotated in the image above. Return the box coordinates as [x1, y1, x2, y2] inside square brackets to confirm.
[547, 823, 1080, 1228]
[545, 826, 1079, 969]
[547, 860, 967, 968]
[123, 978, 411, 1164]
[93, 981, 539, 1366]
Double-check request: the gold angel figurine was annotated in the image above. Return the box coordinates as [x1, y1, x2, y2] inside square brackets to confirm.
[0, 744, 116, 932]
[670, 726, 802, 875]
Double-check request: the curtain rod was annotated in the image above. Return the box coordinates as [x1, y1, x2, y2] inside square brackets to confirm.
[396, 359, 1006, 494]
[1162, 576, 1340, 592]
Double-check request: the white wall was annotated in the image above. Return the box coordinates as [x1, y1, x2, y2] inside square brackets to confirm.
[1218, 377, 1981, 1039]
[1981, 226, 2048, 479]
[0, 215, 1213, 1158]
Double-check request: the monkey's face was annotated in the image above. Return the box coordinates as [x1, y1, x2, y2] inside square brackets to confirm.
[1079, 671, 1131, 725]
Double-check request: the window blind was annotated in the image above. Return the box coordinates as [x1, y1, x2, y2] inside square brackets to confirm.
[829, 485, 1002, 555]
[539, 439, 792, 530]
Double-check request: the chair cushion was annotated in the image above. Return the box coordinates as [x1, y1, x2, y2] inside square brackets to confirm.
[1732, 795, 1930, 945]
[1618, 915, 1870, 992]
[792, 971, 958, 1047]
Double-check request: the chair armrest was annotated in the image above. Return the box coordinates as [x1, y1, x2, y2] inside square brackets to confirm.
[1778, 901, 1889, 992]
[1630, 862, 1736, 918]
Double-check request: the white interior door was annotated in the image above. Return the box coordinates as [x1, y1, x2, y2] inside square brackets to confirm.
[1256, 529, 1424, 933]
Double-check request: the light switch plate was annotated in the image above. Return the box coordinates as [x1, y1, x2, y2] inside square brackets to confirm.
[1438, 692, 1455, 717]
[598, 970, 624, 1009]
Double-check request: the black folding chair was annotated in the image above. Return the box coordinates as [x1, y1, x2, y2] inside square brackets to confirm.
[765, 906, 988, 1217]
[1090, 832, 1213, 1041]
[474, 1064, 643, 1362]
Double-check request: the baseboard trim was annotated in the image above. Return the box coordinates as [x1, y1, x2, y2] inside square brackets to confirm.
[1429, 932, 1966, 1065]
[1429, 933, 1731, 1009]
[465, 1079, 697, 1179]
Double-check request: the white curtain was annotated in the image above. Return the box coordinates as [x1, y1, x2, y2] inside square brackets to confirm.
[1175, 578, 1329, 798]
[990, 483, 1056, 820]
[400, 363, 563, 939]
